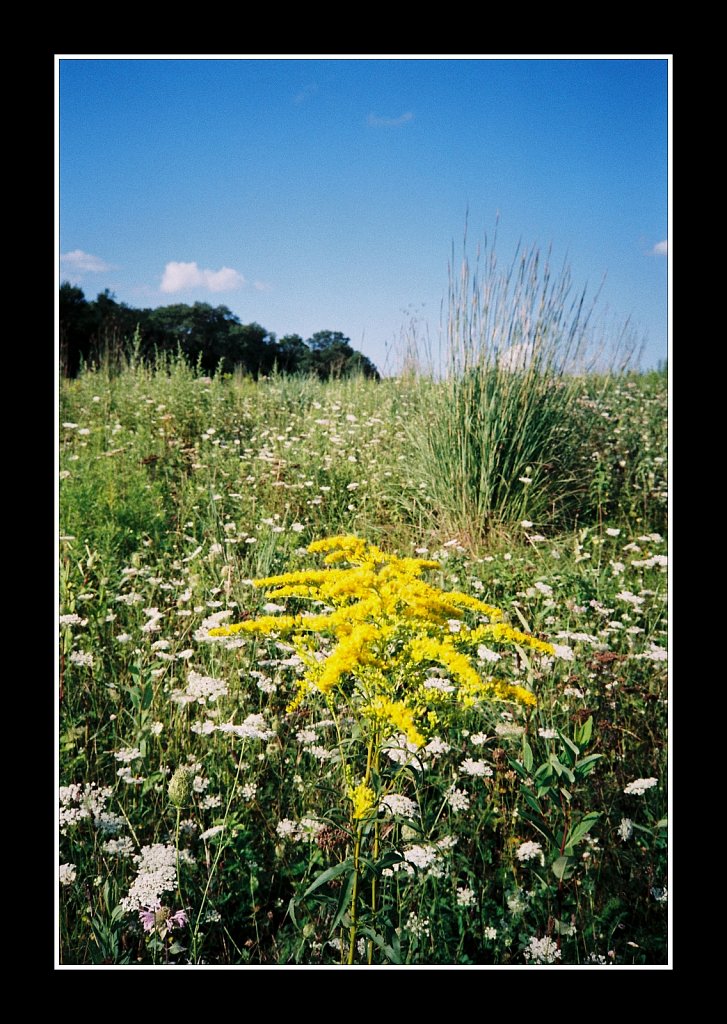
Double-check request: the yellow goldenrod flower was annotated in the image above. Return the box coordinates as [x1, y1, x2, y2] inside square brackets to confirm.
[349, 782, 377, 821]
[215, 534, 547, 736]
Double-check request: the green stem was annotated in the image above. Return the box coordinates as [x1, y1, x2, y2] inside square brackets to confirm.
[175, 806, 184, 910]
[348, 824, 363, 965]
[348, 728, 377, 964]
[369, 740, 381, 965]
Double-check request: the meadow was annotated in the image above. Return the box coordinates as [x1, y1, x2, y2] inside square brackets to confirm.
[57, 347, 668, 968]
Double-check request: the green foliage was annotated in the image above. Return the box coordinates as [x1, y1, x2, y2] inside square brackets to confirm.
[59, 286, 380, 380]
[404, 232, 646, 543]
[58, 359, 668, 966]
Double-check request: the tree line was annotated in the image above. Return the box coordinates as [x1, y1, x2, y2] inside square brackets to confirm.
[59, 283, 380, 380]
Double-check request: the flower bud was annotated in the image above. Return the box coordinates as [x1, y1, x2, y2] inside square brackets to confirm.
[168, 766, 194, 808]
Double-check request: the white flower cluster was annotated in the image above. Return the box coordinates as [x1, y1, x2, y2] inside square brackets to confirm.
[141, 607, 164, 634]
[94, 811, 126, 835]
[516, 841, 545, 865]
[446, 786, 471, 812]
[405, 912, 430, 939]
[69, 650, 94, 668]
[59, 782, 112, 833]
[59, 613, 85, 626]
[623, 777, 658, 796]
[275, 816, 325, 842]
[617, 818, 634, 841]
[524, 935, 561, 964]
[538, 728, 558, 739]
[456, 886, 477, 908]
[385, 836, 458, 878]
[424, 736, 451, 759]
[632, 643, 668, 663]
[59, 863, 77, 886]
[380, 793, 419, 818]
[199, 825, 225, 842]
[171, 670, 228, 705]
[102, 836, 135, 858]
[495, 722, 525, 738]
[460, 758, 493, 778]
[114, 747, 142, 763]
[120, 843, 179, 913]
[216, 713, 275, 741]
[382, 734, 424, 770]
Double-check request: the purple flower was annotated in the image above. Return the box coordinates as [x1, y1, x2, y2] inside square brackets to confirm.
[139, 903, 188, 938]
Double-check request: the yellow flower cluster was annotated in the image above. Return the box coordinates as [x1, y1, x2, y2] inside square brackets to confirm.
[210, 535, 552, 741]
[349, 781, 377, 821]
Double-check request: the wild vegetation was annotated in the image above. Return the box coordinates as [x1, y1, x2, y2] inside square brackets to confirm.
[58, 243, 668, 967]
[60, 284, 379, 380]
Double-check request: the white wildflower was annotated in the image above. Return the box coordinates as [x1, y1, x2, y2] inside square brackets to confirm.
[460, 758, 493, 778]
[617, 818, 634, 841]
[380, 793, 419, 818]
[524, 935, 561, 964]
[456, 886, 477, 908]
[516, 841, 545, 865]
[59, 863, 77, 886]
[69, 651, 94, 668]
[200, 825, 225, 842]
[538, 728, 558, 739]
[446, 786, 471, 812]
[114, 747, 142, 763]
[624, 777, 658, 796]
[102, 836, 135, 858]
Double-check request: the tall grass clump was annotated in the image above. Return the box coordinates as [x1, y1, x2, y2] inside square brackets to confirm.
[407, 229, 639, 545]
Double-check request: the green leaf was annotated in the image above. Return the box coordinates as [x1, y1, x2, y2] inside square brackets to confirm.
[301, 858, 354, 899]
[522, 789, 543, 815]
[552, 854, 575, 880]
[558, 734, 580, 766]
[373, 851, 403, 873]
[142, 681, 154, 710]
[566, 811, 600, 849]
[574, 753, 602, 778]
[359, 926, 402, 964]
[517, 808, 558, 848]
[287, 896, 298, 928]
[575, 715, 593, 747]
[508, 757, 531, 781]
[328, 870, 356, 935]
[522, 739, 534, 773]
[549, 755, 575, 784]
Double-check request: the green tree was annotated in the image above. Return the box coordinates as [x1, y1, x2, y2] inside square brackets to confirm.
[305, 331, 379, 380]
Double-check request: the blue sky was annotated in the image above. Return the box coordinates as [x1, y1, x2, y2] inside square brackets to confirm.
[58, 56, 669, 373]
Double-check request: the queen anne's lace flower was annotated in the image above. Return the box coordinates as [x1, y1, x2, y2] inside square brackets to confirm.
[624, 777, 658, 796]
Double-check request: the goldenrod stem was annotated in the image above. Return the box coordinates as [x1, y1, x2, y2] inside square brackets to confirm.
[348, 824, 362, 965]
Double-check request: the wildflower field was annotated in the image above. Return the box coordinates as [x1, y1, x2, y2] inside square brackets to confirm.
[58, 354, 669, 967]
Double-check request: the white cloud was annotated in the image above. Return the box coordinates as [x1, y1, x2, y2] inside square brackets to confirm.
[61, 249, 111, 273]
[160, 261, 246, 294]
[366, 111, 414, 128]
[652, 240, 668, 256]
